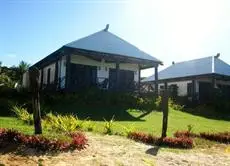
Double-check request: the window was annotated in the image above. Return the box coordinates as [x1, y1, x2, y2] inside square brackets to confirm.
[187, 83, 192, 96]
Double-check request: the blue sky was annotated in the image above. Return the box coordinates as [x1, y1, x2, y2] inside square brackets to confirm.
[1, 0, 230, 77]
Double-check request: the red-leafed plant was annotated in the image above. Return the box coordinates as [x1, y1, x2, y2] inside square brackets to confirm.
[127, 132, 193, 149]
[174, 130, 198, 138]
[0, 128, 87, 151]
[199, 132, 230, 144]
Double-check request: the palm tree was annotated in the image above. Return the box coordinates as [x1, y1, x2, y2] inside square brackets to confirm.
[17, 61, 30, 83]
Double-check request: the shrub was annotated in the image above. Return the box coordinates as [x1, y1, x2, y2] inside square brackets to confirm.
[0, 128, 87, 151]
[11, 105, 33, 125]
[161, 137, 193, 149]
[169, 98, 184, 111]
[199, 132, 230, 144]
[103, 116, 115, 135]
[174, 130, 198, 138]
[84, 120, 95, 131]
[155, 96, 162, 110]
[128, 132, 193, 149]
[121, 123, 136, 136]
[43, 113, 83, 132]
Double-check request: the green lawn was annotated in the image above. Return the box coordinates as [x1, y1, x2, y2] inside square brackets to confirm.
[1, 109, 229, 137]
[83, 109, 230, 136]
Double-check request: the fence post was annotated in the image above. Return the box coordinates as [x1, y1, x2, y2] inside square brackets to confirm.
[161, 82, 168, 138]
[29, 67, 42, 134]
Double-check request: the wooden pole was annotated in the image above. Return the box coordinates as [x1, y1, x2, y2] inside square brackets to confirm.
[29, 67, 42, 134]
[161, 82, 168, 138]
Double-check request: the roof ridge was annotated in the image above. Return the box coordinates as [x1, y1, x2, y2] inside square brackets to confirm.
[172, 56, 212, 65]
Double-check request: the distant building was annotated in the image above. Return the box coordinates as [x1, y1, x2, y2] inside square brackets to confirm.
[142, 55, 230, 101]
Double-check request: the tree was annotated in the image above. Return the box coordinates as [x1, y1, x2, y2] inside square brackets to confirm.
[17, 61, 30, 83]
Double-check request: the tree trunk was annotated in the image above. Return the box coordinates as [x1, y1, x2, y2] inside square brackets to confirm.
[29, 67, 42, 134]
[161, 82, 168, 138]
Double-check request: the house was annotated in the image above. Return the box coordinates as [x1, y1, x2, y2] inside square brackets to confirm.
[23, 25, 162, 92]
[142, 54, 230, 102]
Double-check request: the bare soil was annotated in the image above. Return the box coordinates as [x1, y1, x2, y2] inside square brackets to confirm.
[0, 132, 230, 166]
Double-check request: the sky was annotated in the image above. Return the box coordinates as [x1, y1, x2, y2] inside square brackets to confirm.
[1, 0, 230, 77]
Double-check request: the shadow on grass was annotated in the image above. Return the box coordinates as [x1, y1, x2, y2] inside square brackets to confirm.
[48, 103, 146, 121]
[183, 106, 230, 121]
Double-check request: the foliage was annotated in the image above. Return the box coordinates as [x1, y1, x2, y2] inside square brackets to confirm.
[155, 96, 162, 110]
[103, 116, 115, 135]
[199, 132, 230, 144]
[174, 130, 198, 138]
[128, 132, 193, 149]
[84, 120, 95, 131]
[0, 128, 87, 151]
[169, 98, 184, 111]
[120, 123, 136, 136]
[174, 130, 230, 144]
[0, 73, 15, 88]
[187, 124, 194, 133]
[11, 105, 33, 125]
[43, 113, 84, 132]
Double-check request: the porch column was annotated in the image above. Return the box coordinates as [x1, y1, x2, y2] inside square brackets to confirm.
[54, 59, 59, 90]
[40, 68, 44, 90]
[192, 79, 196, 102]
[155, 65, 159, 97]
[65, 54, 71, 91]
[138, 64, 141, 94]
[116, 61, 120, 90]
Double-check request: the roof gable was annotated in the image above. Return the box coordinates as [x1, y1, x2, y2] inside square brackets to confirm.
[65, 29, 161, 63]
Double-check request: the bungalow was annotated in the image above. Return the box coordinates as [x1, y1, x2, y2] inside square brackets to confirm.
[23, 25, 162, 92]
[142, 54, 230, 102]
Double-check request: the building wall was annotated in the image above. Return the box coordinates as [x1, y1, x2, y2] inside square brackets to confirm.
[57, 56, 66, 88]
[70, 54, 139, 83]
[42, 63, 55, 85]
[158, 80, 192, 96]
[22, 71, 29, 88]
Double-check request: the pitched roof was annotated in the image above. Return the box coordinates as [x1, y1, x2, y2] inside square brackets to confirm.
[65, 27, 161, 63]
[143, 56, 230, 82]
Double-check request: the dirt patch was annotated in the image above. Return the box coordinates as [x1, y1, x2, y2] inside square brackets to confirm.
[0, 132, 230, 166]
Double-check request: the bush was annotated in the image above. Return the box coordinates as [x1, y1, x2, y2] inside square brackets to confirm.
[103, 116, 115, 135]
[199, 132, 230, 144]
[0, 128, 87, 151]
[174, 130, 198, 138]
[128, 132, 193, 149]
[11, 105, 33, 125]
[43, 113, 84, 132]
[169, 98, 184, 111]
[84, 120, 95, 131]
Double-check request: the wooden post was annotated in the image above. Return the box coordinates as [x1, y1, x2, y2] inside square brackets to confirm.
[29, 67, 42, 134]
[155, 65, 159, 97]
[65, 54, 71, 91]
[138, 64, 141, 94]
[40, 68, 44, 90]
[116, 61, 120, 91]
[161, 82, 168, 138]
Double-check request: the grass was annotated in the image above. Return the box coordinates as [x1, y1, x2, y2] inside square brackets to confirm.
[1, 108, 229, 138]
[77, 109, 230, 137]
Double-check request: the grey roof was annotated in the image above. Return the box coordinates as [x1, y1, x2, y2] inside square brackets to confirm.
[143, 56, 230, 82]
[65, 28, 161, 63]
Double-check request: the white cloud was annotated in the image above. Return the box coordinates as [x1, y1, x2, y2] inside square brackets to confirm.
[6, 54, 17, 58]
